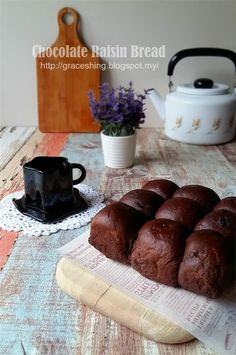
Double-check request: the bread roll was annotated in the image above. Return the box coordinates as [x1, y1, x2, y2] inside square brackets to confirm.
[155, 197, 205, 231]
[214, 196, 236, 214]
[195, 209, 236, 244]
[120, 189, 163, 218]
[89, 202, 147, 264]
[141, 179, 179, 200]
[131, 219, 188, 286]
[173, 185, 220, 212]
[178, 230, 233, 298]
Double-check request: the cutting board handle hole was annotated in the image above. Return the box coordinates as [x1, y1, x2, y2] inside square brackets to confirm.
[62, 12, 75, 25]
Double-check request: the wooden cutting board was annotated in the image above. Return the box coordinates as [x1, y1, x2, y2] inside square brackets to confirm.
[56, 256, 194, 344]
[36, 7, 100, 133]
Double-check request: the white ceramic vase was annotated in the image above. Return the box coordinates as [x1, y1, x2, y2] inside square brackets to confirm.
[101, 131, 137, 168]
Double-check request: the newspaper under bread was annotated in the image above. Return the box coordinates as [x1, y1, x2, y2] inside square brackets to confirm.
[58, 229, 236, 355]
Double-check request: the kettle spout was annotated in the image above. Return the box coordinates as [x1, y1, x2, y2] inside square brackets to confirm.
[146, 88, 165, 121]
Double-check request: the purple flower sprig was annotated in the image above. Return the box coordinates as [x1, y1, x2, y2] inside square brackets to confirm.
[88, 82, 146, 136]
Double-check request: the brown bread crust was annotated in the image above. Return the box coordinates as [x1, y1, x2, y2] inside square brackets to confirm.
[155, 197, 205, 231]
[89, 202, 147, 264]
[131, 219, 188, 286]
[195, 209, 236, 244]
[178, 230, 233, 298]
[120, 189, 163, 218]
[141, 179, 179, 200]
[214, 197, 236, 214]
[173, 184, 220, 212]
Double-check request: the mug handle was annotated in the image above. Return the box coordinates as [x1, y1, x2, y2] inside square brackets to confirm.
[71, 163, 86, 185]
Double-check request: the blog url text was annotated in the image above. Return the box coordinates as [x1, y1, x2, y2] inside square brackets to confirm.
[39, 61, 160, 72]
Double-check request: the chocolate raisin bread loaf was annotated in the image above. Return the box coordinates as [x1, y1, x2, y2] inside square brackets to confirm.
[89, 179, 235, 298]
[89, 202, 147, 264]
[195, 209, 236, 244]
[142, 179, 179, 200]
[131, 219, 188, 286]
[119, 189, 163, 218]
[214, 196, 236, 214]
[178, 230, 233, 298]
[155, 197, 205, 231]
[173, 185, 220, 212]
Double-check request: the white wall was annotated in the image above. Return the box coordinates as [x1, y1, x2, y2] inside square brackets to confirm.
[0, 0, 236, 128]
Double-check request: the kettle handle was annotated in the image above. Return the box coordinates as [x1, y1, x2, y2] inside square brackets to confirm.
[167, 47, 236, 76]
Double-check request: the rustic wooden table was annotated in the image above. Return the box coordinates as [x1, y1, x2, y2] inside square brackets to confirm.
[0, 127, 235, 355]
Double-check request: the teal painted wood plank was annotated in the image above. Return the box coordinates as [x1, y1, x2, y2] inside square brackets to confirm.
[0, 230, 82, 354]
[60, 133, 104, 189]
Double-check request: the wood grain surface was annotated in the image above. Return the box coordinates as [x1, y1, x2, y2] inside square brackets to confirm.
[0, 127, 35, 172]
[1, 127, 235, 354]
[36, 7, 100, 133]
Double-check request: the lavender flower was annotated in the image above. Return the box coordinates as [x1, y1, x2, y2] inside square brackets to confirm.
[88, 82, 146, 136]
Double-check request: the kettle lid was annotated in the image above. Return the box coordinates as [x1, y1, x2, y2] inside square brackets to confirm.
[177, 78, 230, 95]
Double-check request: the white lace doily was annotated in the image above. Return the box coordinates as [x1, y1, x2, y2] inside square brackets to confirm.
[0, 184, 105, 236]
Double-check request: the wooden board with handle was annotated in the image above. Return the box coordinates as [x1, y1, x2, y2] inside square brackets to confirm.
[36, 7, 100, 133]
[56, 256, 194, 345]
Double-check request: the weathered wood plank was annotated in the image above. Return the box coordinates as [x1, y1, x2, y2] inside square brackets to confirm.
[146, 339, 219, 355]
[158, 139, 236, 195]
[137, 128, 173, 179]
[0, 130, 68, 196]
[0, 130, 43, 194]
[0, 130, 69, 271]
[218, 138, 236, 167]
[60, 133, 103, 189]
[0, 230, 18, 270]
[0, 127, 36, 171]
[0, 229, 81, 354]
[0, 133, 106, 354]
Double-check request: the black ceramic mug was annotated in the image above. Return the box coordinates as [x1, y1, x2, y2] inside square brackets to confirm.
[23, 156, 86, 209]
[13, 156, 87, 222]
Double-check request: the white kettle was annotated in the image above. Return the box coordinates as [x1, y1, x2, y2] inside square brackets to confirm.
[147, 48, 236, 144]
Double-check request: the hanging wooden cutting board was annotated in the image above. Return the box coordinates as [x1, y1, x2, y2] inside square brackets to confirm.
[36, 7, 100, 133]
